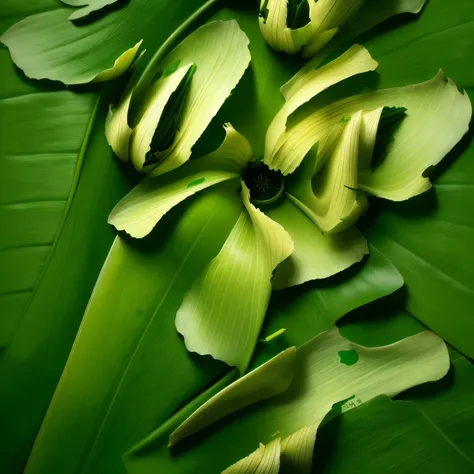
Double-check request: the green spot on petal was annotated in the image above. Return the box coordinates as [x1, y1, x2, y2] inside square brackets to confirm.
[338, 349, 359, 366]
[186, 177, 206, 188]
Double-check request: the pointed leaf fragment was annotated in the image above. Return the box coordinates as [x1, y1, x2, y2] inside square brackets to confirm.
[176, 183, 294, 372]
[286, 112, 368, 233]
[109, 125, 251, 238]
[169, 347, 296, 446]
[0, 0, 220, 85]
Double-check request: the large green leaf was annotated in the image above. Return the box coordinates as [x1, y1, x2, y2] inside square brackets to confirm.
[6, 6, 301, 474]
[22, 187, 242, 474]
[3, 1, 473, 473]
[0, 6, 131, 474]
[0, 3, 255, 474]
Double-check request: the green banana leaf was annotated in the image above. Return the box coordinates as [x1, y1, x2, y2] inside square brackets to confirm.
[0, 1, 227, 472]
[0, 4, 132, 473]
[1, 0, 473, 473]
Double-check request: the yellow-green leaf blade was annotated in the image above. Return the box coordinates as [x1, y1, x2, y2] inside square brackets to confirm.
[108, 125, 251, 238]
[175, 184, 293, 372]
[287, 111, 368, 233]
[169, 347, 296, 447]
[266, 199, 368, 289]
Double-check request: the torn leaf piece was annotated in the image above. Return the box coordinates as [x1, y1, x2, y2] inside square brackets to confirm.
[144, 20, 251, 176]
[359, 73, 472, 200]
[223, 439, 281, 474]
[176, 183, 294, 373]
[258, 0, 312, 54]
[226, 329, 449, 474]
[60, 0, 120, 22]
[302, 0, 366, 58]
[169, 347, 296, 447]
[265, 44, 378, 173]
[273, 72, 472, 200]
[109, 125, 251, 238]
[92, 40, 142, 83]
[267, 199, 368, 289]
[286, 112, 368, 234]
[129, 62, 195, 172]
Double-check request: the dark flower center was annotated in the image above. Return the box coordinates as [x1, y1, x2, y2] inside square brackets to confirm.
[243, 162, 284, 206]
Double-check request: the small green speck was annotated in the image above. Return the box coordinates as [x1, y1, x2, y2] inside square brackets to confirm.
[340, 116, 351, 124]
[338, 349, 359, 366]
[186, 177, 206, 188]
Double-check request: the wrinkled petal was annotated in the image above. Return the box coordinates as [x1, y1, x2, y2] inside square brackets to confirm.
[175, 183, 293, 372]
